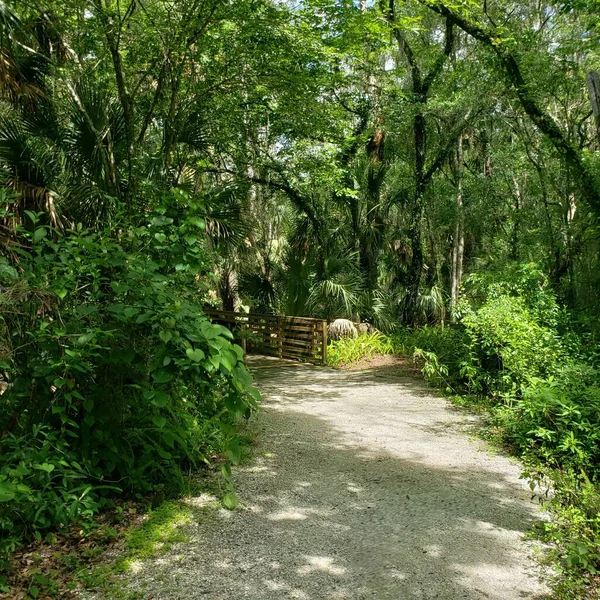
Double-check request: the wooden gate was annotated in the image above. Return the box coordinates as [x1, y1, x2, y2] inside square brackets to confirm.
[205, 309, 328, 365]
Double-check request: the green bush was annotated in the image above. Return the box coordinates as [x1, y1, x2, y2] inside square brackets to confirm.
[327, 332, 393, 367]
[461, 294, 567, 394]
[497, 364, 600, 475]
[0, 195, 259, 557]
[392, 326, 468, 382]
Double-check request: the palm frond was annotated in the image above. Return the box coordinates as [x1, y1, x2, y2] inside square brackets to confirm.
[203, 185, 250, 251]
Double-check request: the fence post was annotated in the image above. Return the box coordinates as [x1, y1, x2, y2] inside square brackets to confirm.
[321, 320, 327, 365]
[241, 323, 247, 358]
[278, 317, 283, 359]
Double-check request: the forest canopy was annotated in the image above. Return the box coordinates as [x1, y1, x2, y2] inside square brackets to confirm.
[1, 0, 600, 595]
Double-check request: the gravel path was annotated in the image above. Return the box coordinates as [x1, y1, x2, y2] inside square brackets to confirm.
[115, 357, 550, 599]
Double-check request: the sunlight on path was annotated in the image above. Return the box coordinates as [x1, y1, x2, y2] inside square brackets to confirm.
[110, 357, 550, 600]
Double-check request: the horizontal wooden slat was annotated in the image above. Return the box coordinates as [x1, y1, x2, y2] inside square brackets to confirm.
[282, 336, 315, 343]
[206, 309, 319, 323]
[259, 348, 320, 363]
[282, 348, 318, 359]
[283, 339, 321, 348]
[281, 343, 316, 354]
[281, 325, 315, 333]
[205, 308, 327, 365]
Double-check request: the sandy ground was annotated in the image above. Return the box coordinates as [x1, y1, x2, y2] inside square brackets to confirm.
[107, 357, 551, 600]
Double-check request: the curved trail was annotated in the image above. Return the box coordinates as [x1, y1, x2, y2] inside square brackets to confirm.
[119, 358, 550, 599]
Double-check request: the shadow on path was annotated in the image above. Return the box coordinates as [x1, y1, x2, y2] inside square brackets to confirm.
[125, 358, 550, 600]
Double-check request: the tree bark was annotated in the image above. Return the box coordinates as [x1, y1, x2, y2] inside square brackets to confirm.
[587, 71, 600, 146]
[450, 134, 464, 316]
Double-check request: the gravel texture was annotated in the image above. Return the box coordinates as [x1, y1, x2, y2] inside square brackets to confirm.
[110, 357, 551, 600]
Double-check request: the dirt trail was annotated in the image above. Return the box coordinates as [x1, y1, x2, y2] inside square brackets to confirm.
[112, 358, 550, 599]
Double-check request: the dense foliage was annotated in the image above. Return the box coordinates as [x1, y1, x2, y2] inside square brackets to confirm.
[327, 331, 393, 367]
[0, 0, 599, 595]
[0, 194, 257, 568]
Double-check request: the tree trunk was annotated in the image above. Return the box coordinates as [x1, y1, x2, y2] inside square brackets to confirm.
[450, 135, 464, 317]
[586, 71, 600, 146]
[384, 5, 455, 324]
[403, 110, 427, 324]
[511, 176, 522, 260]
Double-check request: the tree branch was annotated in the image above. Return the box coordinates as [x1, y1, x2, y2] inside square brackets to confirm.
[422, 17, 454, 95]
[418, 0, 600, 218]
[423, 109, 474, 186]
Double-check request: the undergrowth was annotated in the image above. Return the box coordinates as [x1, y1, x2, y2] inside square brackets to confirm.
[327, 332, 393, 367]
[0, 193, 260, 591]
[75, 500, 201, 599]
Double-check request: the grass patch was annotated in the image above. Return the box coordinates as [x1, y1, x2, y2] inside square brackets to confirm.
[327, 332, 394, 367]
[75, 501, 196, 599]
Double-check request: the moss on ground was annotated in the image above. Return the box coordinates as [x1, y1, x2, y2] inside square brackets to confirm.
[75, 501, 197, 599]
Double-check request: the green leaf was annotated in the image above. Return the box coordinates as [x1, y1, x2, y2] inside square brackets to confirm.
[248, 388, 262, 404]
[123, 307, 140, 319]
[159, 330, 173, 343]
[152, 370, 173, 384]
[107, 303, 126, 314]
[226, 440, 242, 464]
[151, 216, 173, 227]
[33, 227, 47, 243]
[154, 233, 167, 243]
[215, 324, 234, 339]
[156, 446, 172, 459]
[220, 354, 233, 372]
[77, 333, 94, 345]
[110, 282, 130, 294]
[0, 483, 16, 502]
[153, 416, 167, 428]
[186, 348, 205, 362]
[221, 463, 232, 481]
[222, 492, 238, 510]
[136, 311, 154, 323]
[33, 463, 55, 474]
[24, 210, 39, 225]
[151, 391, 170, 408]
[29, 586, 40, 599]
[188, 217, 206, 229]
[200, 320, 220, 340]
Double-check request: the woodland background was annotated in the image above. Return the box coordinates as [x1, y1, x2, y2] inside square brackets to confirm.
[0, 0, 599, 596]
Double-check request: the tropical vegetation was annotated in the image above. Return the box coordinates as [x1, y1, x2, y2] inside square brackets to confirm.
[0, 0, 599, 596]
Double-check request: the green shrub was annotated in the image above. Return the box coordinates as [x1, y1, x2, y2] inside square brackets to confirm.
[497, 364, 600, 476]
[462, 263, 563, 328]
[391, 326, 469, 389]
[0, 194, 259, 557]
[461, 294, 567, 394]
[327, 332, 393, 367]
[0, 426, 107, 557]
[538, 471, 600, 580]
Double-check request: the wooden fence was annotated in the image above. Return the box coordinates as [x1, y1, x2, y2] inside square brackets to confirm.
[205, 309, 328, 365]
